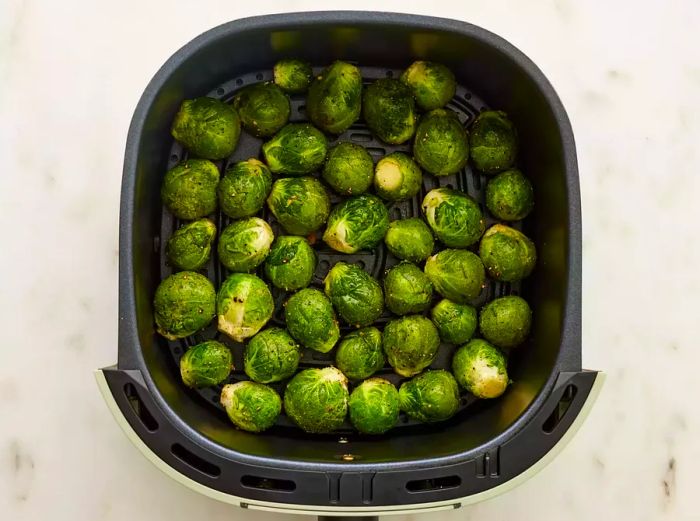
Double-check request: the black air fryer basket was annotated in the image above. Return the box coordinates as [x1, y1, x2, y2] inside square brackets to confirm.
[97, 12, 603, 517]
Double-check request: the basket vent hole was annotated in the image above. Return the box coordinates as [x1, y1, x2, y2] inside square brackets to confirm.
[170, 154, 179, 162]
[236, 78, 243, 86]
[297, 104, 306, 114]
[464, 92, 472, 100]
[350, 132, 372, 143]
[542, 384, 578, 433]
[256, 73, 263, 81]
[241, 475, 296, 492]
[406, 475, 461, 492]
[123, 383, 158, 432]
[385, 70, 394, 77]
[216, 87, 225, 96]
[356, 260, 366, 270]
[171, 443, 221, 477]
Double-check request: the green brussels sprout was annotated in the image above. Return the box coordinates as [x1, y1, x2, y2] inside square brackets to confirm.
[165, 218, 216, 271]
[324, 262, 384, 327]
[424, 249, 485, 303]
[399, 370, 460, 423]
[485, 169, 534, 221]
[469, 110, 517, 174]
[422, 188, 484, 248]
[479, 295, 532, 348]
[335, 327, 385, 380]
[267, 176, 331, 235]
[243, 327, 300, 383]
[413, 109, 469, 176]
[349, 378, 399, 434]
[218, 217, 274, 272]
[232, 82, 290, 138]
[322, 195, 389, 253]
[262, 123, 328, 176]
[322, 142, 374, 196]
[171, 97, 240, 160]
[217, 273, 274, 342]
[306, 61, 362, 134]
[283, 367, 349, 433]
[284, 288, 340, 353]
[179, 340, 233, 388]
[373, 152, 423, 202]
[220, 381, 281, 432]
[273, 58, 313, 94]
[452, 339, 509, 398]
[218, 159, 272, 219]
[362, 78, 417, 144]
[400, 61, 457, 111]
[161, 159, 220, 220]
[383, 315, 440, 377]
[384, 218, 434, 263]
[383, 262, 433, 316]
[430, 299, 477, 345]
[154, 272, 215, 340]
[479, 224, 536, 282]
[263, 236, 317, 291]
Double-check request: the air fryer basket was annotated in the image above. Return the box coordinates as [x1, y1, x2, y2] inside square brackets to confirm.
[97, 11, 602, 516]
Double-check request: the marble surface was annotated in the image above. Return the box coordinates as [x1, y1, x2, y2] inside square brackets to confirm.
[1, 0, 699, 519]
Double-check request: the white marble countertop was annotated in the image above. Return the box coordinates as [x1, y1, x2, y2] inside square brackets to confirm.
[1, 0, 699, 519]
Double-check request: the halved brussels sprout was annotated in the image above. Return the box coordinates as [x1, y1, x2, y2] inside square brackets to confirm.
[335, 327, 385, 381]
[154, 271, 216, 340]
[283, 367, 349, 433]
[244, 327, 300, 383]
[165, 218, 216, 271]
[324, 262, 384, 327]
[180, 340, 233, 388]
[383, 315, 440, 377]
[267, 177, 331, 236]
[469, 110, 517, 174]
[284, 288, 340, 353]
[430, 299, 477, 345]
[171, 97, 240, 160]
[322, 142, 374, 196]
[362, 78, 417, 144]
[217, 273, 274, 342]
[424, 249, 485, 303]
[399, 370, 460, 423]
[373, 152, 422, 202]
[479, 224, 536, 282]
[383, 262, 433, 316]
[485, 169, 534, 221]
[400, 61, 457, 111]
[413, 109, 469, 176]
[384, 218, 434, 263]
[479, 295, 532, 348]
[322, 195, 389, 253]
[452, 339, 509, 398]
[422, 188, 484, 247]
[349, 378, 399, 435]
[218, 217, 274, 272]
[161, 159, 220, 220]
[221, 381, 281, 432]
[273, 58, 313, 94]
[262, 123, 327, 175]
[306, 61, 362, 134]
[264, 236, 317, 291]
[232, 82, 290, 138]
[218, 159, 272, 219]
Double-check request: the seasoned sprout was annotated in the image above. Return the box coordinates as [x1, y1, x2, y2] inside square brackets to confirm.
[362, 78, 417, 144]
[479, 295, 532, 348]
[166, 218, 216, 271]
[218, 217, 274, 272]
[273, 58, 313, 94]
[262, 123, 328, 175]
[383, 315, 440, 377]
[221, 382, 281, 432]
[244, 328, 300, 383]
[171, 97, 240, 160]
[384, 218, 434, 263]
[154, 272, 215, 340]
[218, 159, 272, 219]
[373, 152, 422, 202]
[322, 195, 389, 253]
[263, 236, 316, 291]
[335, 327, 385, 381]
[161, 159, 220, 220]
[422, 188, 484, 248]
[399, 370, 460, 423]
[324, 262, 384, 327]
[400, 61, 457, 111]
[180, 341, 233, 388]
[413, 109, 469, 176]
[485, 169, 534, 221]
[349, 378, 399, 434]
[284, 288, 340, 353]
[217, 273, 274, 342]
[232, 82, 290, 138]
[424, 249, 485, 303]
[306, 61, 362, 134]
[431, 299, 477, 345]
[322, 142, 374, 196]
[452, 339, 509, 398]
[469, 110, 517, 174]
[267, 177, 330, 235]
[479, 224, 536, 282]
[383, 262, 433, 316]
[283, 367, 349, 433]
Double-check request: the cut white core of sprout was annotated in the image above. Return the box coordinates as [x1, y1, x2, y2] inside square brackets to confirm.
[376, 160, 403, 192]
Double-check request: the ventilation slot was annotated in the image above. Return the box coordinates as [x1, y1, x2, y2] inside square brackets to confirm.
[241, 475, 296, 492]
[170, 443, 221, 477]
[542, 384, 578, 433]
[123, 383, 158, 432]
[406, 475, 461, 492]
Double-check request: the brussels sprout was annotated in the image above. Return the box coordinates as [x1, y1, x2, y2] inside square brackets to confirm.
[452, 339, 509, 398]
[180, 340, 233, 388]
[479, 224, 536, 282]
[284, 288, 340, 353]
[399, 370, 460, 423]
[383, 262, 433, 316]
[218, 217, 274, 272]
[220, 381, 281, 432]
[217, 273, 274, 342]
[267, 177, 331, 235]
[383, 315, 440, 377]
[469, 110, 517, 174]
[324, 262, 384, 327]
[244, 327, 300, 383]
[384, 218, 434, 263]
[349, 378, 399, 434]
[283, 367, 349, 433]
[430, 299, 477, 345]
[171, 97, 240, 160]
[218, 159, 272, 219]
[232, 82, 290, 138]
[362, 78, 417, 144]
[263, 236, 317, 291]
[485, 169, 534, 221]
[335, 327, 385, 380]
[479, 296, 532, 348]
[161, 159, 220, 220]
[424, 249, 485, 303]
[373, 152, 422, 202]
[165, 218, 216, 271]
[273, 58, 313, 94]
[422, 188, 484, 248]
[400, 61, 457, 111]
[322, 195, 389, 253]
[154, 272, 215, 340]
[322, 142, 374, 196]
[306, 61, 362, 134]
[413, 109, 469, 176]
[262, 123, 328, 176]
